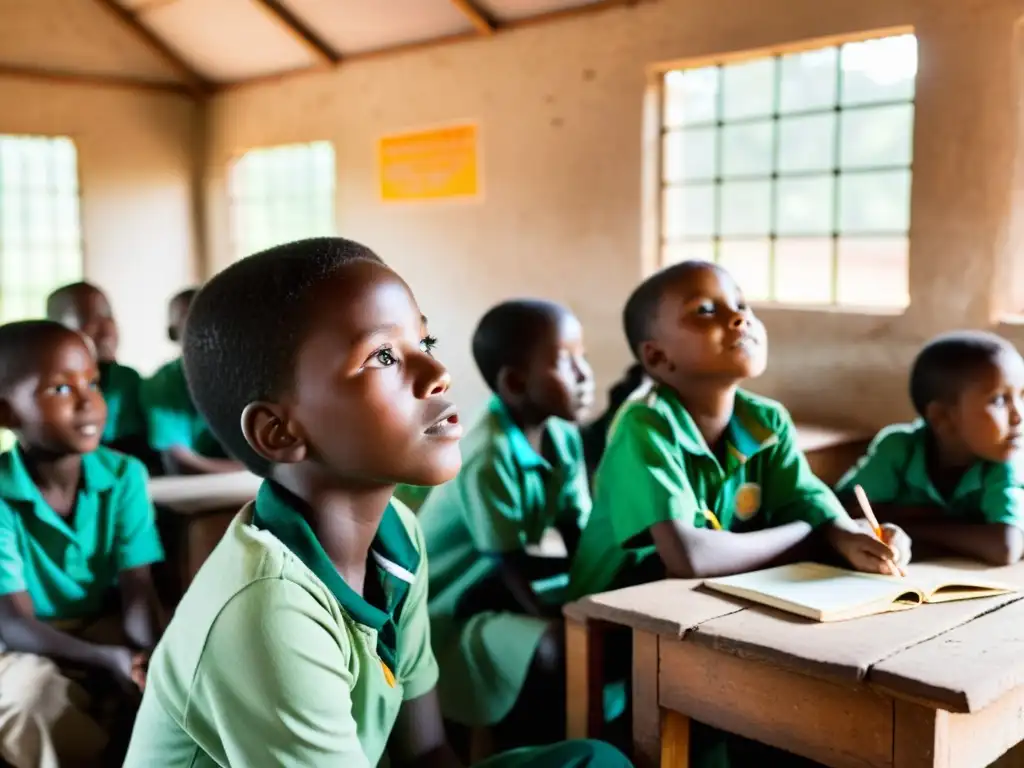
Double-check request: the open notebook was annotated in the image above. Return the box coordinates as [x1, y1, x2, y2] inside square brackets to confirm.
[703, 562, 1017, 622]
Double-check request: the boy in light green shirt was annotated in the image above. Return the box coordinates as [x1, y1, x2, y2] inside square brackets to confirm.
[123, 238, 629, 768]
[837, 331, 1024, 565]
[140, 288, 242, 476]
[420, 300, 594, 746]
[0, 320, 164, 768]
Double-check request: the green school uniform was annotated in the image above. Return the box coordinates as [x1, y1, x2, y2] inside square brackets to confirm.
[124, 481, 628, 768]
[140, 358, 223, 457]
[0, 447, 163, 621]
[99, 361, 146, 445]
[419, 396, 591, 727]
[568, 386, 845, 601]
[836, 421, 1024, 524]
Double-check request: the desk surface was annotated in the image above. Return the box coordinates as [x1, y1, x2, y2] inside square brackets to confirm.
[148, 471, 262, 514]
[566, 559, 1024, 716]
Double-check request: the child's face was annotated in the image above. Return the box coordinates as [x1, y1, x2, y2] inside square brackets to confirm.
[2, 334, 107, 455]
[642, 264, 767, 385]
[58, 287, 118, 363]
[938, 351, 1024, 463]
[259, 261, 463, 487]
[519, 312, 595, 424]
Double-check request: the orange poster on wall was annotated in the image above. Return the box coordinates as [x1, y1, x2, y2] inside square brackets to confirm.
[378, 124, 479, 202]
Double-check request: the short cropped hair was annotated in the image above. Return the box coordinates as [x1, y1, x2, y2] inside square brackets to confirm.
[472, 300, 567, 392]
[622, 261, 713, 360]
[0, 320, 81, 393]
[45, 281, 103, 323]
[909, 331, 1017, 416]
[182, 237, 383, 475]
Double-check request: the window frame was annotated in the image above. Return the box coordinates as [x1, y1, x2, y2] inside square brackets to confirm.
[644, 27, 917, 312]
[227, 140, 337, 262]
[0, 133, 85, 323]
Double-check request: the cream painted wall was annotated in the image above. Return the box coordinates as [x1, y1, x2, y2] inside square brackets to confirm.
[206, 0, 1024, 430]
[0, 78, 200, 374]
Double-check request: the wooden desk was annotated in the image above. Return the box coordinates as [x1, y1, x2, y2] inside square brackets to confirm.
[149, 472, 261, 600]
[795, 423, 871, 486]
[566, 563, 1024, 768]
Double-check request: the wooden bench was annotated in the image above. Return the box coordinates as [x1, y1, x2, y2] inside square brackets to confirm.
[149, 471, 261, 601]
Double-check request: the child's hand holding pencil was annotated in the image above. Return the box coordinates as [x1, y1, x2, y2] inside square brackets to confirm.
[854, 485, 910, 576]
[825, 485, 911, 577]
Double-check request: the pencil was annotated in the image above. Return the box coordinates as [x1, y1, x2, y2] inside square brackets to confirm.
[853, 484, 906, 577]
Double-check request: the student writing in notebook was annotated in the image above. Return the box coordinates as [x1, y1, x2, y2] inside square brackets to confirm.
[568, 260, 911, 601]
[837, 331, 1024, 566]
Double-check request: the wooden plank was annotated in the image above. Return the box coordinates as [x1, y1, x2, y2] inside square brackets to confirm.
[893, 701, 949, 768]
[0, 63, 191, 95]
[565, 616, 606, 740]
[943, 687, 1024, 768]
[688, 592, 1022, 685]
[450, 0, 496, 35]
[632, 630, 661, 768]
[252, 0, 341, 63]
[90, 0, 209, 94]
[658, 640, 893, 768]
[149, 471, 261, 514]
[871, 598, 1024, 713]
[565, 580, 744, 638]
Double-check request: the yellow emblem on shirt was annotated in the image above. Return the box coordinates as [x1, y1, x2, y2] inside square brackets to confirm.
[381, 660, 396, 688]
[734, 483, 761, 521]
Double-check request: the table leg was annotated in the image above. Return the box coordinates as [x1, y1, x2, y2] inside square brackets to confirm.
[632, 630, 660, 768]
[565, 616, 605, 740]
[661, 710, 690, 768]
[894, 700, 949, 768]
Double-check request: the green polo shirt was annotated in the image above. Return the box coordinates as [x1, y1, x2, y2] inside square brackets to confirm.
[419, 396, 591, 725]
[124, 482, 437, 767]
[140, 358, 223, 457]
[836, 421, 1024, 524]
[0, 447, 163, 621]
[99, 361, 146, 445]
[568, 386, 845, 600]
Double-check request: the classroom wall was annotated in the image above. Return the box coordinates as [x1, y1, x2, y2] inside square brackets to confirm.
[0, 78, 201, 374]
[205, 0, 1024, 429]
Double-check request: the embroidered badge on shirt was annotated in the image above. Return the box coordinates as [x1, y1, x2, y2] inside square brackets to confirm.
[381, 660, 396, 688]
[734, 483, 762, 521]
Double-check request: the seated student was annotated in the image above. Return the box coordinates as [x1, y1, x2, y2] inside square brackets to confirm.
[836, 331, 1024, 565]
[418, 300, 594, 749]
[569, 260, 910, 601]
[46, 282, 159, 474]
[140, 288, 242, 476]
[122, 238, 629, 768]
[0, 321, 165, 768]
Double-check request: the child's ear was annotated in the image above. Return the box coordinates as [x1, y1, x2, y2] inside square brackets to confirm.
[167, 327, 179, 343]
[924, 400, 954, 434]
[640, 341, 670, 376]
[495, 366, 527, 405]
[241, 402, 306, 465]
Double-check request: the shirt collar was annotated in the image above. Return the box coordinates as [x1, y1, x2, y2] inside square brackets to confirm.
[488, 395, 574, 471]
[905, 421, 986, 501]
[658, 386, 778, 464]
[251, 480, 420, 669]
[0, 447, 117, 502]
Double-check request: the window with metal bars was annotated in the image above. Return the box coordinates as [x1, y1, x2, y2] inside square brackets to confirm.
[228, 141, 336, 261]
[0, 135, 83, 322]
[660, 33, 917, 307]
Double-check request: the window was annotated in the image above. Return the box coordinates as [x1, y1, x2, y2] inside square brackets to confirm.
[660, 33, 917, 307]
[228, 141, 336, 260]
[0, 135, 83, 322]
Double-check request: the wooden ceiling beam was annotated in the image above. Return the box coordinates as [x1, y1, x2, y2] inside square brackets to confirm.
[91, 0, 209, 95]
[450, 0, 496, 36]
[0, 63, 193, 95]
[252, 0, 341, 64]
[221, 0, 648, 93]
